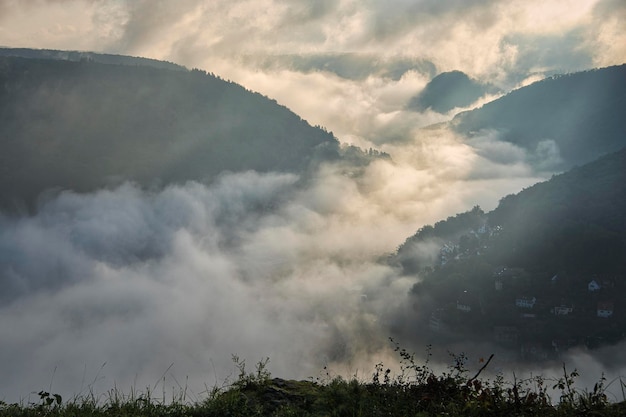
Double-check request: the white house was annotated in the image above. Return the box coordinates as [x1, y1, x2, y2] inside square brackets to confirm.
[588, 280, 602, 292]
[516, 296, 537, 309]
[553, 304, 574, 316]
[429, 310, 447, 332]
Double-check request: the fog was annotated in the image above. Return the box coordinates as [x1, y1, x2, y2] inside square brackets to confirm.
[1, 129, 622, 403]
[0, 126, 552, 402]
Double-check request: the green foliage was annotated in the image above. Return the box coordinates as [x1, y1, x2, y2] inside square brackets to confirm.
[393, 205, 486, 274]
[2, 349, 626, 416]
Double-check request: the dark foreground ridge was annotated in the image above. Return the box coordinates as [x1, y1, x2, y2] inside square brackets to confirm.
[3, 351, 626, 416]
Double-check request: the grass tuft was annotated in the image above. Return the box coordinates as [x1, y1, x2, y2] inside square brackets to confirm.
[2, 343, 626, 416]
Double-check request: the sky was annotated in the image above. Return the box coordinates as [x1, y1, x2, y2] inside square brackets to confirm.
[1, 0, 625, 147]
[1, 0, 626, 404]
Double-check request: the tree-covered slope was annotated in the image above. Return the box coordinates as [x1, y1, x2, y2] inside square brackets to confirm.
[0, 55, 340, 210]
[394, 148, 626, 355]
[452, 64, 626, 170]
[487, 146, 626, 274]
[0, 47, 187, 71]
[396, 147, 626, 276]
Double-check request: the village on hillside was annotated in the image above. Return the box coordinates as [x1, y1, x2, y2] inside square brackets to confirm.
[414, 224, 625, 361]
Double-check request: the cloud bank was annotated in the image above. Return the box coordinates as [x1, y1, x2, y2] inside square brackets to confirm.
[1, 0, 625, 145]
[0, 126, 550, 402]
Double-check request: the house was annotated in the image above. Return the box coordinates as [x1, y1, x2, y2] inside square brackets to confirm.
[456, 291, 473, 313]
[588, 280, 602, 292]
[494, 267, 526, 289]
[438, 243, 457, 266]
[515, 296, 537, 309]
[597, 301, 614, 318]
[429, 309, 448, 332]
[552, 304, 574, 316]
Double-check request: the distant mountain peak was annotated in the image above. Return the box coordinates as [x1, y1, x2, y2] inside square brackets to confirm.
[0, 52, 341, 211]
[407, 70, 498, 113]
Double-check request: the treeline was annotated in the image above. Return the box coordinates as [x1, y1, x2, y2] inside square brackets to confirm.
[0, 55, 341, 211]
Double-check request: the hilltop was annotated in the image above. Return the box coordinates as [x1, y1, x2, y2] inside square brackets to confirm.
[0, 47, 187, 71]
[0, 52, 343, 211]
[452, 64, 626, 170]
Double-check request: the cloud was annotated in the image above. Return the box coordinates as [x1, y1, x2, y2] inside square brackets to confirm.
[586, 0, 626, 68]
[1, 0, 623, 135]
[0, 120, 551, 402]
[4, 0, 622, 82]
[241, 53, 436, 82]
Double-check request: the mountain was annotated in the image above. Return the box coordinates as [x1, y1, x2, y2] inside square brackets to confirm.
[452, 64, 626, 170]
[0, 53, 342, 211]
[0, 47, 187, 71]
[393, 148, 626, 356]
[407, 70, 498, 113]
[396, 147, 626, 275]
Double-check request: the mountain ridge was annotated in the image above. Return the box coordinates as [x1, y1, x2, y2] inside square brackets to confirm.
[451, 64, 626, 170]
[0, 53, 343, 211]
[0, 47, 187, 71]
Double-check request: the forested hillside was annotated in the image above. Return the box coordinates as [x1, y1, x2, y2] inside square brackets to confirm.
[0, 55, 341, 210]
[393, 148, 626, 357]
[0, 47, 187, 71]
[452, 64, 626, 170]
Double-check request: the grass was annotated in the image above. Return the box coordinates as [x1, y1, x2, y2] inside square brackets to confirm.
[3, 343, 626, 416]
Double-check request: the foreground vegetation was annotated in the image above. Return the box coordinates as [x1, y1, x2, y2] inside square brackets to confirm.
[3, 343, 626, 416]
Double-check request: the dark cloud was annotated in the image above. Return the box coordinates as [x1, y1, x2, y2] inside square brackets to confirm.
[243, 53, 436, 81]
[365, 0, 497, 43]
[592, 0, 626, 18]
[113, 0, 198, 54]
[277, 0, 338, 24]
[501, 29, 594, 85]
